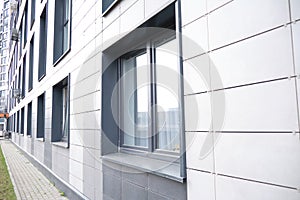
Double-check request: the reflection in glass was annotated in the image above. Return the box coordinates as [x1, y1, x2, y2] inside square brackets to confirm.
[122, 52, 149, 147]
[155, 40, 180, 152]
[63, 0, 70, 52]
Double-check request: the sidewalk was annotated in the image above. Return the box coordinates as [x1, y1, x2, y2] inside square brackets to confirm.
[0, 139, 68, 200]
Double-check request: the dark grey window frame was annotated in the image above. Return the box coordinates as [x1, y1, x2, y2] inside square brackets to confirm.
[17, 110, 20, 133]
[28, 35, 34, 91]
[53, 0, 71, 65]
[14, 113, 16, 132]
[18, 67, 21, 100]
[118, 38, 180, 156]
[38, 5, 47, 81]
[30, 0, 36, 29]
[19, 24, 22, 59]
[21, 107, 25, 135]
[7, 117, 11, 132]
[23, 2, 28, 47]
[37, 92, 45, 139]
[27, 102, 32, 136]
[101, 3, 186, 181]
[51, 75, 70, 146]
[22, 54, 26, 98]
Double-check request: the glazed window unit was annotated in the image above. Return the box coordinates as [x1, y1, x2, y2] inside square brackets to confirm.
[53, 0, 71, 64]
[119, 38, 180, 153]
[51, 76, 70, 145]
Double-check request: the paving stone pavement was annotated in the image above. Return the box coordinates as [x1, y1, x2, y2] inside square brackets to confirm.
[0, 140, 68, 200]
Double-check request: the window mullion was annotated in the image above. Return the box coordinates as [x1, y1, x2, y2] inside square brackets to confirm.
[118, 59, 122, 150]
[61, 0, 65, 52]
[148, 44, 156, 152]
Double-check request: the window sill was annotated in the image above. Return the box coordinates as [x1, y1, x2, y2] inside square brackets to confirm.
[30, 20, 35, 30]
[102, 152, 184, 183]
[27, 135, 32, 138]
[53, 48, 71, 67]
[52, 141, 69, 149]
[38, 73, 46, 82]
[36, 137, 44, 142]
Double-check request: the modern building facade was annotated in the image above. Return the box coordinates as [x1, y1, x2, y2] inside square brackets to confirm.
[6, 0, 300, 199]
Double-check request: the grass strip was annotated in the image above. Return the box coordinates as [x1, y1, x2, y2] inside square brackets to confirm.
[0, 145, 17, 200]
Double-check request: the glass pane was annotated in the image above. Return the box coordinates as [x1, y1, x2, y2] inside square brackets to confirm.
[122, 52, 149, 148]
[155, 39, 180, 152]
[62, 86, 68, 140]
[63, 23, 69, 52]
[64, 0, 70, 23]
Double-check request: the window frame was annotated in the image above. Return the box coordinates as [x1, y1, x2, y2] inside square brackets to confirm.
[118, 37, 180, 158]
[31, 0, 36, 29]
[51, 75, 70, 147]
[27, 102, 32, 136]
[17, 110, 20, 133]
[61, 84, 69, 142]
[37, 92, 45, 139]
[19, 24, 22, 59]
[101, 2, 186, 180]
[53, 0, 71, 65]
[21, 54, 26, 98]
[38, 4, 48, 81]
[28, 35, 34, 91]
[23, 2, 28, 48]
[38, 5, 47, 81]
[21, 107, 25, 135]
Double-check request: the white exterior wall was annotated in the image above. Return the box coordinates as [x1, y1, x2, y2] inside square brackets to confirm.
[9, 0, 104, 199]
[182, 0, 300, 199]
[9, 0, 180, 199]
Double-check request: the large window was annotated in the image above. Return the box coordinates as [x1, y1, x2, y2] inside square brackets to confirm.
[38, 6, 47, 80]
[51, 76, 70, 144]
[17, 111, 20, 133]
[53, 0, 71, 63]
[13, 113, 18, 133]
[120, 39, 180, 152]
[101, 3, 186, 180]
[19, 24, 22, 59]
[22, 54, 26, 98]
[18, 68, 21, 98]
[102, 4, 182, 159]
[28, 35, 34, 91]
[21, 107, 25, 135]
[37, 93, 45, 139]
[27, 102, 32, 136]
[31, 0, 36, 27]
[23, 3, 28, 47]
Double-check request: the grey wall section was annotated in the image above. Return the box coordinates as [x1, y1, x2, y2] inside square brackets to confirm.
[103, 161, 187, 200]
[101, 60, 119, 155]
[44, 91, 53, 169]
[52, 145, 70, 185]
[44, 134, 52, 169]
[31, 135, 34, 155]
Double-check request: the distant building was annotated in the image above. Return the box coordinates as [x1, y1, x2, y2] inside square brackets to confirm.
[0, 0, 10, 135]
[6, 0, 300, 200]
